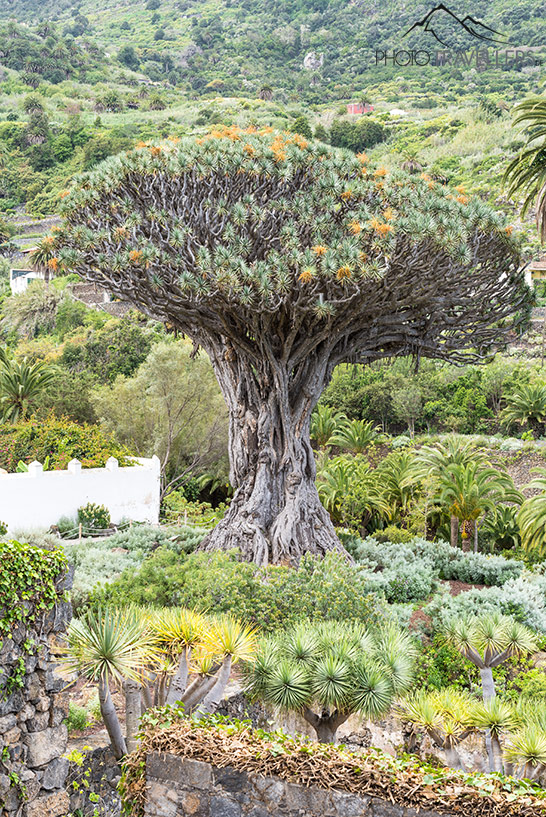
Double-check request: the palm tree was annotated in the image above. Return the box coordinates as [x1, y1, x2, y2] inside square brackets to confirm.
[329, 418, 378, 454]
[504, 97, 546, 242]
[517, 467, 546, 557]
[502, 383, 546, 437]
[411, 438, 488, 545]
[245, 621, 415, 744]
[376, 451, 417, 524]
[444, 614, 537, 702]
[437, 462, 521, 551]
[398, 688, 477, 770]
[64, 608, 158, 759]
[310, 404, 346, 448]
[0, 352, 55, 422]
[197, 616, 258, 714]
[29, 234, 57, 283]
[317, 455, 390, 530]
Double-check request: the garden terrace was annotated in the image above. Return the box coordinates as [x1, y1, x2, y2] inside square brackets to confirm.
[122, 716, 546, 817]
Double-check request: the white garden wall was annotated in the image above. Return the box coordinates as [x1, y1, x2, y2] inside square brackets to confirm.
[0, 456, 161, 534]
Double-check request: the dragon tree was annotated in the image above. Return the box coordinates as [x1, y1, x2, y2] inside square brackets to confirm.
[55, 127, 531, 565]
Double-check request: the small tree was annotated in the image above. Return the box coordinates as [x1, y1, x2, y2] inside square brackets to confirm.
[245, 621, 415, 743]
[65, 608, 157, 759]
[518, 467, 546, 557]
[437, 462, 520, 551]
[443, 614, 537, 701]
[56, 129, 531, 564]
[399, 688, 477, 770]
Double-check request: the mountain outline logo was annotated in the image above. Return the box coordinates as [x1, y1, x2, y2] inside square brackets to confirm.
[403, 3, 508, 47]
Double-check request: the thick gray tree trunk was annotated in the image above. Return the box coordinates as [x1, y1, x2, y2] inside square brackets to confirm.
[99, 677, 127, 760]
[302, 707, 350, 744]
[450, 516, 459, 549]
[198, 345, 347, 565]
[125, 679, 141, 753]
[480, 667, 496, 701]
[166, 647, 190, 706]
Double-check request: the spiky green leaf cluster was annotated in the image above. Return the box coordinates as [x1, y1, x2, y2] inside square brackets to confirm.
[245, 620, 415, 719]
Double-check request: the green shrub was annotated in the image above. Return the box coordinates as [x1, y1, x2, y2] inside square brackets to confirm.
[65, 702, 90, 733]
[89, 550, 385, 632]
[64, 524, 204, 611]
[0, 416, 132, 472]
[375, 525, 414, 544]
[78, 503, 111, 531]
[424, 574, 546, 634]
[0, 521, 7, 536]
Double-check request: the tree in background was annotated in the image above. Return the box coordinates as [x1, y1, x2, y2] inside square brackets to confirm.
[93, 339, 228, 498]
[437, 462, 521, 551]
[56, 128, 530, 564]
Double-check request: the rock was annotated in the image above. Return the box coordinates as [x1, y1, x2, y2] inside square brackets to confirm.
[26, 790, 70, 817]
[35, 696, 50, 713]
[18, 703, 35, 722]
[41, 757, 69, 790]
[27, 711, 50, 731]
[0, 692, 24, 716]
[0, 713, 17, 732]
[24, 725, 67, 767]
[44, 667, 65, 693]
[3, 726, 21, 744]
[303, 51, 324, 70]
[210, 796, 241, 817]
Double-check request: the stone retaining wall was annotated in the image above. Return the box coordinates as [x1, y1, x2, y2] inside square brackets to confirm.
[0, 565, 72, 817]
[143, 752, 444, 817]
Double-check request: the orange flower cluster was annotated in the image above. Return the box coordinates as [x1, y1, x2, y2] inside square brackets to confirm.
[455, 185, 466, 194]
[340, 189, 353, 201]
[356, 152, 368, 164]
[456, 195, 469, 205]
[149, 146, 162, 157]
[298, 268, 315, 283]
[136, 141, 149, 148]
[348, 220, 362, 235]
[383, 207, 394, 221]
[369, 217, 393, 236]
[243, 144, 255, 156]
[336, 265, 352, 281]
[47, 257, 59, 271]
[129, 250, 143, 264]
[114, 226, 129, 239]
[374, 166, 388, 178]
[505, 225, 514, 236]
[312, 245, 328, 256]
[59, 190, 70, 199]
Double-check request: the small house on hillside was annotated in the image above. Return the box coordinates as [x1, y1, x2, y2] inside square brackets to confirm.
[9, 267, 47, 294]
[527, 256, 546, 294]
[347, 102, 374, 115]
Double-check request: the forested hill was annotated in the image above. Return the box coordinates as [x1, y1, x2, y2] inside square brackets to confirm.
[1, 0, 544, 98]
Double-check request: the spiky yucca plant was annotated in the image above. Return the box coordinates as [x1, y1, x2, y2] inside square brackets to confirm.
[398, 688, 477, 770]
[55, 128, 531, 565]
[444, 614, 537, 702]
[65, 608, 158, 759]
[245, 620, 415, 743]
